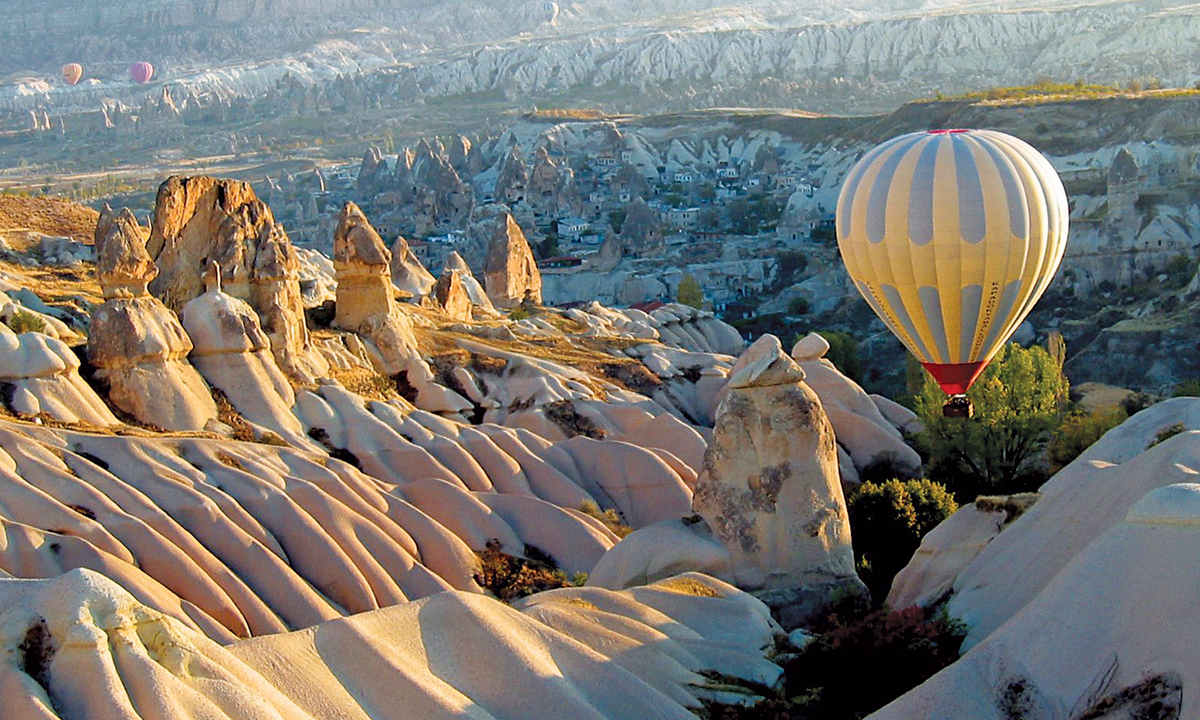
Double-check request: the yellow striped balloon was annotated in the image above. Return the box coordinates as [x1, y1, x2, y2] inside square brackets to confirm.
[836, 129, 1068, 395]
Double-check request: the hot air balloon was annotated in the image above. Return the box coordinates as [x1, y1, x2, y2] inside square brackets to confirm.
[543, 1, 560, 23]
[835, 129, 1068, 416]
[129, 62, 155, 85]
[62, 63, 84, 86]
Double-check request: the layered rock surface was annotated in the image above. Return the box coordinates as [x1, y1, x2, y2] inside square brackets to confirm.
[1, 569, 780, 720]
[147, 176, 328, 382]
[88, 207, 218, 431]
[871, 400, 1200, 718]
[691, 335, 863, 626]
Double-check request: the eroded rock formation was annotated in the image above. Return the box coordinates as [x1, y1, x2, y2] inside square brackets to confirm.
[146, 176, 328, 383]
[390, 234, 436, 299]
[88, 207, 218, 431]
[692, 334, 863, 627]
[482, 211, 542, 308]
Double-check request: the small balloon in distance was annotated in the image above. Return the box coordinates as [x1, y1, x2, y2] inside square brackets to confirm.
[835, 128, 1069, 396]
[62, 63, 84, 86]
[129, 62, 155, 85]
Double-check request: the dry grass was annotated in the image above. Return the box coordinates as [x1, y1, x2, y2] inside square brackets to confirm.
[215, 451, 248, 471]
[329, 366, 399, 401]
[578, 501, 633, 539]
[414, 326, 657, 398]
[654, 576, 723, 598]
[0, 195, 99, 245]
[212, 389, 256, 443]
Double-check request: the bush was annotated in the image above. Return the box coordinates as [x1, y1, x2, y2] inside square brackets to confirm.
[1047, 408, 1127, 471]
[1173, 379, 1200, 398]
[578, 500, 633, 539]
[1120, 391, 1157, 416]
[847, 479, 958, 601]
[509, 307, 532, 321]
[6, 311, 46, 335]
[782, 606, 966, 719]
[474, 539, 584, 602]
[816, 330, 863, 382]
[1149, 422, 1187, 449]
[698, 600, 966, 720]
[677, 274, 704, 309]
[787, 296, 810, 315]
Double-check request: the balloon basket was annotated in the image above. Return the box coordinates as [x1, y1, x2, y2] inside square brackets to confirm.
[943, 395, 974, 419]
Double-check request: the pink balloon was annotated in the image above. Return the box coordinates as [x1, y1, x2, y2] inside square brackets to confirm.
[129, 62, 154, 85]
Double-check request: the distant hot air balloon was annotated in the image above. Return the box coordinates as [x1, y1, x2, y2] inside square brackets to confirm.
[129, 62, 155, 85]
[62, 63, 84, 86]
[543, 1, 560, 23]
[835, 129, 1068, 410]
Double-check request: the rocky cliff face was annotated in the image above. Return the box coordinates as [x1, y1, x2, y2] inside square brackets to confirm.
[148, 176, 328, 383]
[5, 1, 1197, 118]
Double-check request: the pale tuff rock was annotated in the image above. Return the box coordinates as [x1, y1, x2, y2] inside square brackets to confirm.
[885, 501, 1010, 611]
[434, 270, 472, 321]
[943, 399, 1200, 650]
[180, 267, 313, 448]
[482, 210, 542, 308]
[693, 334, 862, 626]
[873, 484, 1200, 720]
[790, 332, 922, 485]
[619, 197, 666, 258]
[88, 209, 217, 431]
[442, 251, 497, 314]
[332, 204, 471, 415]
[146, 176, 328, 383]
[0, 568, 777, 720]
[333, 201, 394, 330]
[0, 325, 118, 426]
[390, 233, 436, 299]
[93, 205, 157, 299]
[587, 517, 733, 591]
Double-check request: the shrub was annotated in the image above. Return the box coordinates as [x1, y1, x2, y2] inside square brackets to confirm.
[509, 307, 532, 321]
[783, 606, 966, 719]
[473, 539, 584, 602]
[787, 296, 810, 315]
[6, 311, 46, 335]
[544, 400, 607, 439]
[1166, 253, 1193, 288]
[847, 479, 958, 601]
[677, 275, 704, 309]
[1172, 379, 1200, 398]
[1149, 422, 1187, 449]
[1047, 408, 1127, 471]
[578, 500, 633, 539]
[816, 330, 863, 382]
[1120, 391, 1157, 416]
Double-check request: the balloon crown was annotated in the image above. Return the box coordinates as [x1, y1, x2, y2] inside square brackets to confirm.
[927, 129, 971, 134]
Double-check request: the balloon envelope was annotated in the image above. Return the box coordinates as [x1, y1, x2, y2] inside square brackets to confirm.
[835, 129, 1068, 395]
[62, 63, 83, 86]
[129, 62, 154, 84]
[543, 1, 560, 22]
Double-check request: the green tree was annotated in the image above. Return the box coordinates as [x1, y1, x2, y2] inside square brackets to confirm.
[1048, 407, 1126, 472]
[817, 330, 863, 383]
[676, 275, 704, 309]
[913, 343, 1069, 499]
[536, 232, 560, 259]
[609, 208, 627, 234]
[847, 479, 959, 601]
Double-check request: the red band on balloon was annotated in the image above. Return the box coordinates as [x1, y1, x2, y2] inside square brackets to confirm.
[927, 129, 971, 135]
[922, 361, 987, 395]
